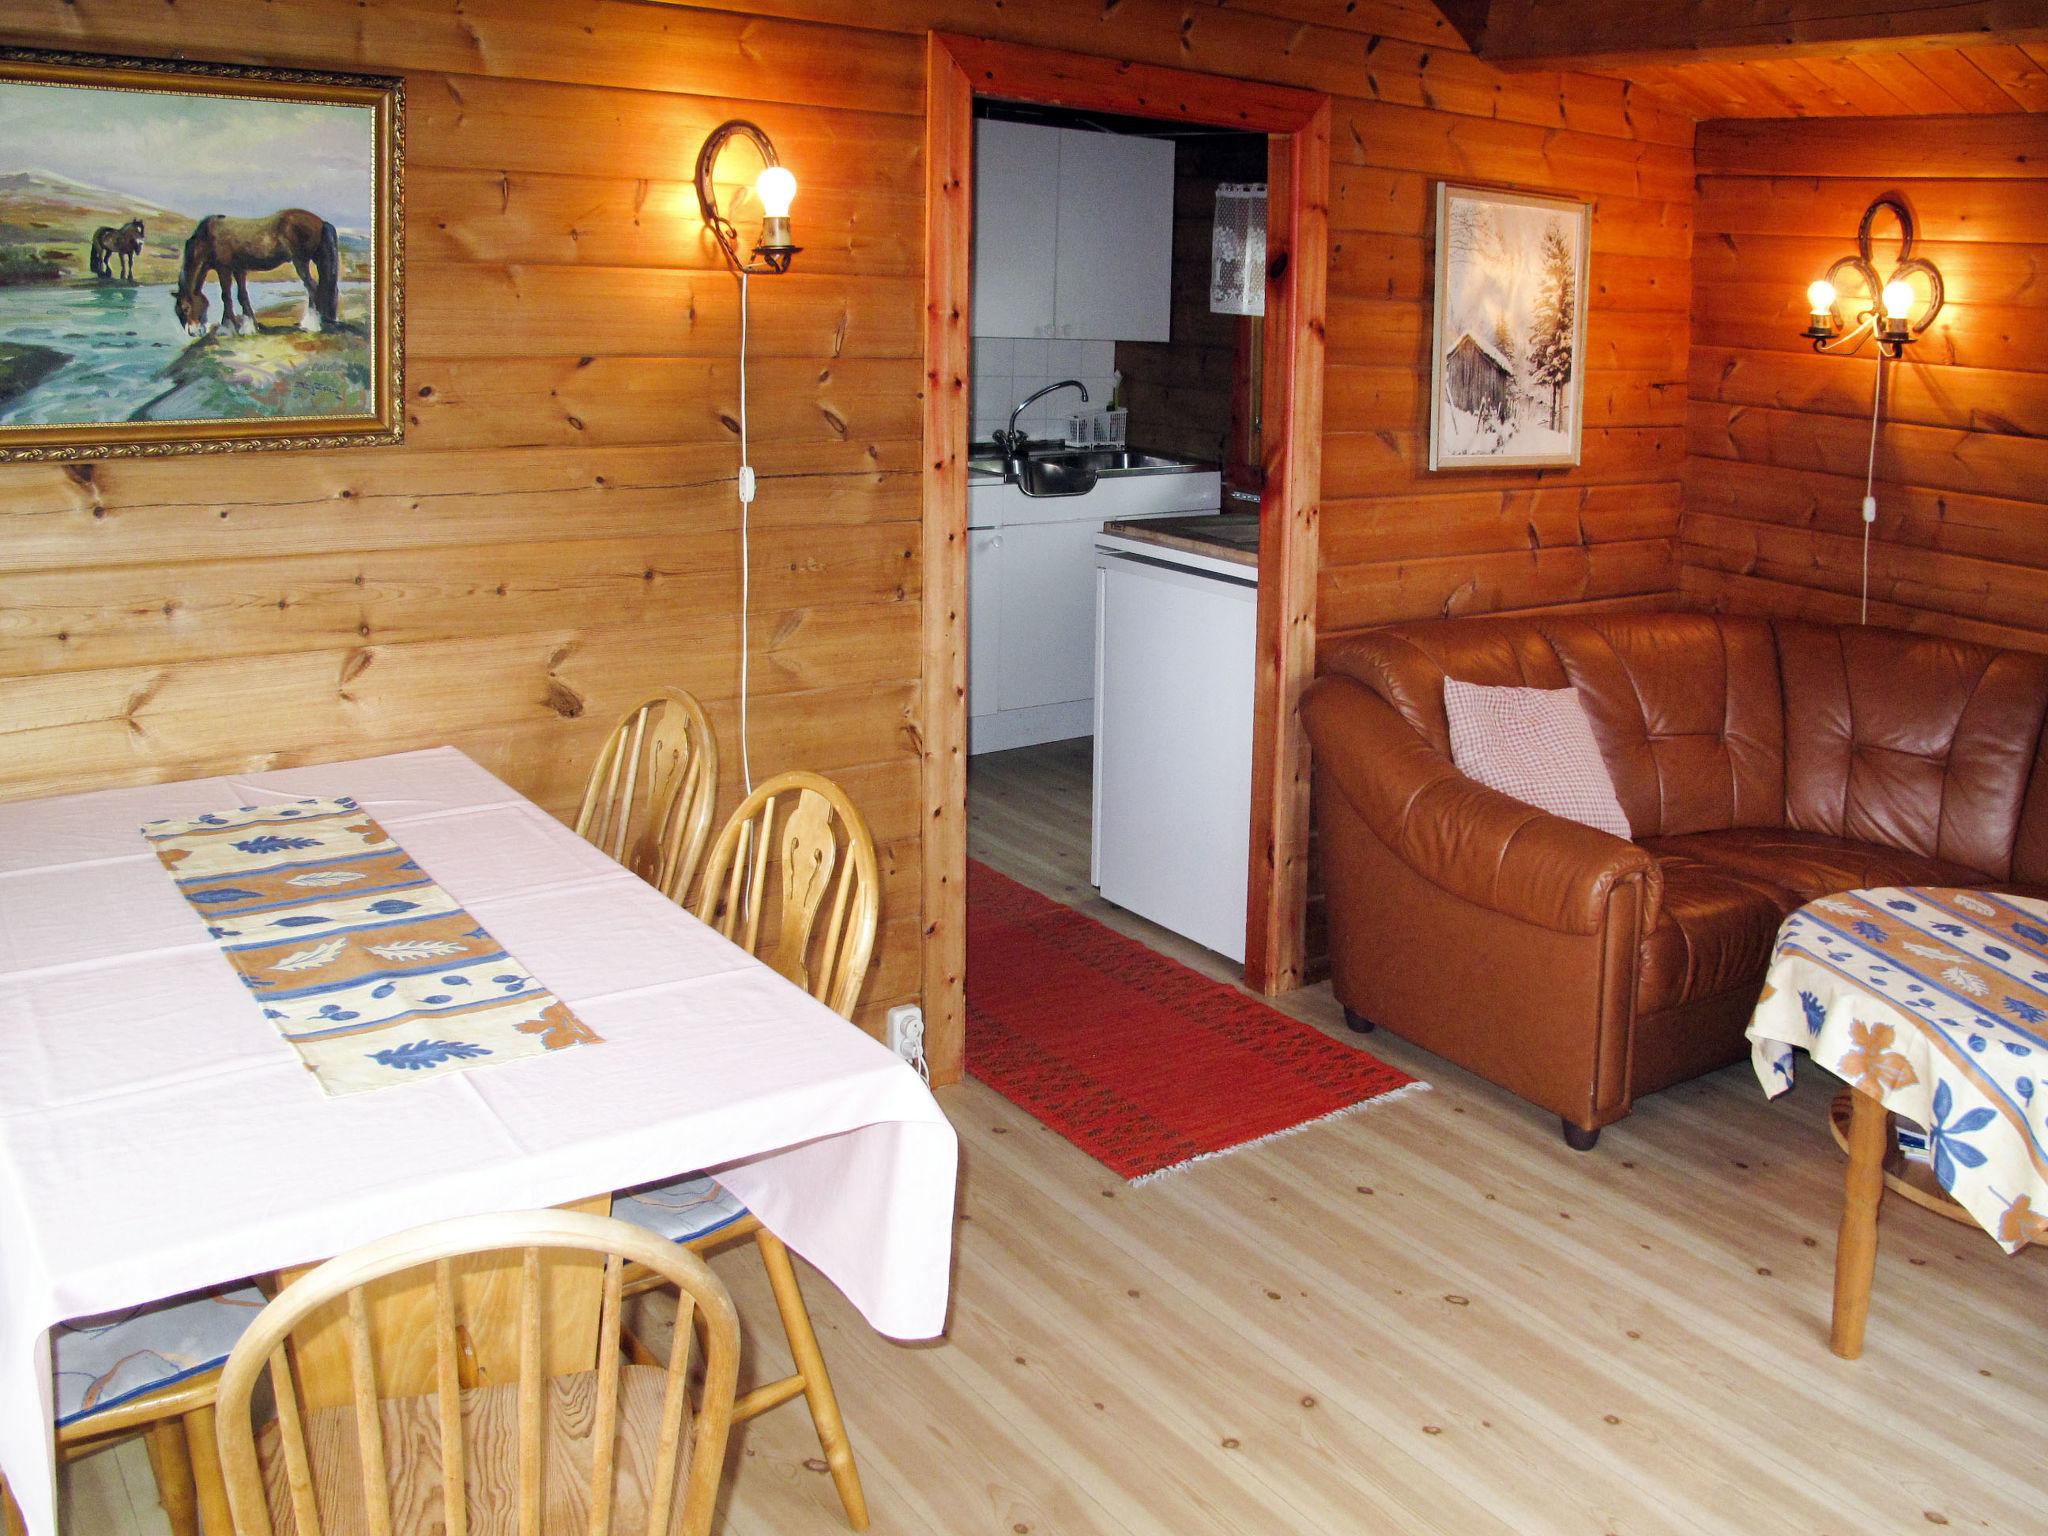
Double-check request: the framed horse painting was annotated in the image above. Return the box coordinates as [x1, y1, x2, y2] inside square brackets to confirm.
[0, 49, 402, 461]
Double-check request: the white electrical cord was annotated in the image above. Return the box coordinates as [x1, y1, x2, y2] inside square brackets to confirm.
[736, 268, 755, 794]
[1859, 350, 1886, 626]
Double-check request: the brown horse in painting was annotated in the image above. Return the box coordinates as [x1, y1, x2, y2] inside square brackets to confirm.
[88, 219, 145, 280]
[172, 209, 340, 337]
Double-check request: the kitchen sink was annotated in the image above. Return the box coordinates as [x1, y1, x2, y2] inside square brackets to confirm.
[1016, 455, 1099, 498]
[1063, 449, 1184, 473]
[968, 444, 1209, 494]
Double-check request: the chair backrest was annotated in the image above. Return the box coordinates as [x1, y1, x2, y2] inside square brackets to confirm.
[575, 689, 719, 904]
[215, 1209, 739, 1536]
[693, 771, 880, 1021]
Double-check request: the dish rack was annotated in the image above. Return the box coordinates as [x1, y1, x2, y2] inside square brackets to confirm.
[1064, 408, 1128, 447]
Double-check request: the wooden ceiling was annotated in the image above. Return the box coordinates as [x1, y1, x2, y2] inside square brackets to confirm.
[1430, 1, 2048, 120]
[1619, 42, 2048, 118]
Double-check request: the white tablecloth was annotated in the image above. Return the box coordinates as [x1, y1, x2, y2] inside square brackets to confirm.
[0, 749, 957, 1534]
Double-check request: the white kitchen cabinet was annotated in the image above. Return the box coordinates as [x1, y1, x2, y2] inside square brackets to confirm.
[971, 119, 1174, 343]
[1093, 534, 1257, 961]
[996, 519, 1103, 714]
[966, 525, 1003, 723]
[971, 120, 1059, 340]
[1053, 128, 1176, 343]
[966, 468, 1222, 754]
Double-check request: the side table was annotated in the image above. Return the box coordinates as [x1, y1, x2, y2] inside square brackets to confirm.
[1747, 886, 2048, 1358]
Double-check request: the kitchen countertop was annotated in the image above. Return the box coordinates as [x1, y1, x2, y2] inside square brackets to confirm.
[1100, 512, 1259, 567]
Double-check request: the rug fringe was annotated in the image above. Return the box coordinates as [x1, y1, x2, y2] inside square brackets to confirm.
[1128, 1079, 1434, 1186]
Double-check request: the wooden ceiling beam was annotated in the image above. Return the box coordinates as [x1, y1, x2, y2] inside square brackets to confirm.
[1472, 1, 2048, 73]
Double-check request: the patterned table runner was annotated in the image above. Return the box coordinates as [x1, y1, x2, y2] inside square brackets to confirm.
[1747, 886, 2048, 1252]
[146, 796, 600, 1096]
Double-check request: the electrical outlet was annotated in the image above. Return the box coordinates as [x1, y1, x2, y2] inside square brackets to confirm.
[886, 1003, 923, 1059]
[885, 1003, 928, 1080]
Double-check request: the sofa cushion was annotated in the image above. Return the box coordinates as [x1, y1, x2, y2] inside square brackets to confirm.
[1642, 828, 1989, 905]
[1775, 621, 2048, 881]
[1443, 679, 1632, 839]
[1637, 853, 1794, 1016]
[1541, 613, 1786, 839]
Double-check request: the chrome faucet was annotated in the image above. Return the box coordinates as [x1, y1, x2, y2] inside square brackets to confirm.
[992, 378, 1089, 475]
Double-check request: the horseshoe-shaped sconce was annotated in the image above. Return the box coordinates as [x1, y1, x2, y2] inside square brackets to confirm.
[695, 119, 801, 276]
[1801, 195, 1944, 359]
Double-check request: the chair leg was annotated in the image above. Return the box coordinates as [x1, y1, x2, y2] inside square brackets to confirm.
[181, 1406, 234, 1536]
[755, 1230, 870, 1532]
[141, 1419, 202, 1536]
[1342, 1007, 1375, 1033]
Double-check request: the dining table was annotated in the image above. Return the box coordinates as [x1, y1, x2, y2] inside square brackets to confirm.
[0, 746, 958, 1535]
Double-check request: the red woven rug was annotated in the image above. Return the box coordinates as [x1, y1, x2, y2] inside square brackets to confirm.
[966, 861, 1423, 1182]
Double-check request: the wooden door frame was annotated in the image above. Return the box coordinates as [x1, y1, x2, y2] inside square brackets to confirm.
[920, 32, 1329, 1082]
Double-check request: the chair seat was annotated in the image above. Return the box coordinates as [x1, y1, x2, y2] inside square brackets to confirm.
[53, 1284, 265, 1428]
[1637, 853, 1792, 1016]
[257, 1364, 697, 1536]
[1642, 828, 1990, 905]
[611, 1173, 750, 1245]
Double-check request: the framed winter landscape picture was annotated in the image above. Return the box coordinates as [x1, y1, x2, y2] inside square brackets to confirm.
[0, 49, 402, 462]
[1429, 183, 1589, 471]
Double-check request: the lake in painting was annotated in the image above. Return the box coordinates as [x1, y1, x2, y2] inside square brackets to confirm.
[0, 75, 380, 432]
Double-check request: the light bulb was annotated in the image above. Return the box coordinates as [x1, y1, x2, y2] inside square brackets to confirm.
[1806, 278, 1836, 315]
[1882, 278, 1916, 324]
[755, 165, 797, 218]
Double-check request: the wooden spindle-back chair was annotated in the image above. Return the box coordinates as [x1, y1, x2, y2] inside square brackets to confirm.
[693, 771, 880, 1020]
[214, 1209, 739, 1536]
[0, 1281, 267, 1536]
[575, 689, 719, 905]
[610, 771, 885, 1529]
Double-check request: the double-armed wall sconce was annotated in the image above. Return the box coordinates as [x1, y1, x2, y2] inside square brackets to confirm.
[1795, 194, 1947, 626]
[695, 119, 801, 275]
[1800, 194, 1943, 359]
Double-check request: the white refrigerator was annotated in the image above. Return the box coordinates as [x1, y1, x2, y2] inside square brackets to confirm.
[1090, 532, 1258, 963]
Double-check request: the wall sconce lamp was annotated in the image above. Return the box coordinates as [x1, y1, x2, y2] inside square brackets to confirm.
[1801, 195, 1943, 359]
[695, 119, 800, 275]
[1797, 195, 1947, 627]
[694, 120, 800, 799]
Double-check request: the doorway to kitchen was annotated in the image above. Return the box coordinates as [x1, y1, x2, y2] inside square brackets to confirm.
[918, 36, 1330, 1083]
[967, 97, 1264, 944]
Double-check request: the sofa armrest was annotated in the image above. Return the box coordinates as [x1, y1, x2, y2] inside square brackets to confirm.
[1303, 674, 1662, 937]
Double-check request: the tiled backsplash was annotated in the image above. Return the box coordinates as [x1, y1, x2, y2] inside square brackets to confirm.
[971, 337, 1119, 443]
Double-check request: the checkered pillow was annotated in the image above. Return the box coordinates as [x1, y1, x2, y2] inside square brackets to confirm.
[1442, 678, 1632, 840]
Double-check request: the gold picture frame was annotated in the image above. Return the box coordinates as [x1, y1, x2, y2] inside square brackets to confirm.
[0, 47, 402, 461]
[1429, 182, 1590, 471]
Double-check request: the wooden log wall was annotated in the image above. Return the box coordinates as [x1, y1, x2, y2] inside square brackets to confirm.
[0, 0, 1697, 1067]
[1307, 46, 1694, 643]
[1682, 115, 2048, 653]
[0, 0, 932, 1034]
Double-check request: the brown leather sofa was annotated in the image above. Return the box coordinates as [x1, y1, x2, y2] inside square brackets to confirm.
[1302, 612, 2048, 1149]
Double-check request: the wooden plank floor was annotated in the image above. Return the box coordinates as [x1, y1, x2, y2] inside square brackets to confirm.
[71, 736, 2046, 1534]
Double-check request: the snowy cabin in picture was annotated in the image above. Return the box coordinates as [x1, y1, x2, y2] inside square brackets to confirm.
[1430, 184, 1589, 470]
[1442, 330, 1513, 426]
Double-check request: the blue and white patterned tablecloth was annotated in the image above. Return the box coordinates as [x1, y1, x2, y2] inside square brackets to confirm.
[1748, 886, 2048, 1253]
